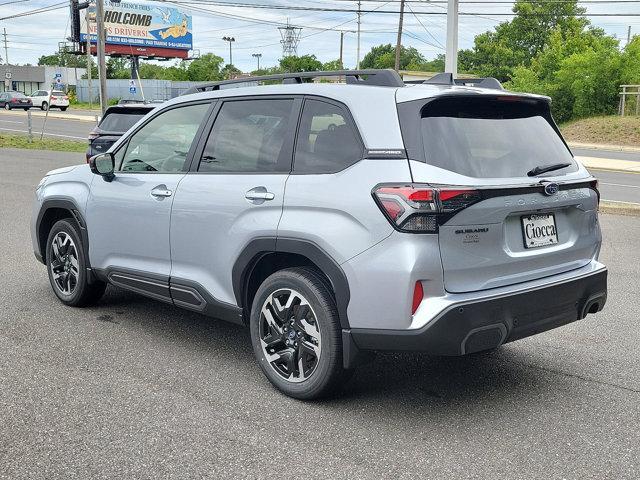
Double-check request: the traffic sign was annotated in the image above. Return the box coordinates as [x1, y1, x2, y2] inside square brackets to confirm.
[55, 78, 63, 85]
[5, 71, 11, 79]
[54, 72, 62, 78]
[129, 86, 137, 94]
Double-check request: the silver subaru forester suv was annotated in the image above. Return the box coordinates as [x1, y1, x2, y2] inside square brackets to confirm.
[31, 70, 607, 399]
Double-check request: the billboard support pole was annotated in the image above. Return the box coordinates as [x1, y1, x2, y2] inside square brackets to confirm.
[96, 0, 108, 115]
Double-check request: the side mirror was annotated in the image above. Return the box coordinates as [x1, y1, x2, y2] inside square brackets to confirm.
[89, 152, 115, 182]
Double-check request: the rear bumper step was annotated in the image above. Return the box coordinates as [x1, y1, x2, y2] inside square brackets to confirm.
[349, 267, 607, 356]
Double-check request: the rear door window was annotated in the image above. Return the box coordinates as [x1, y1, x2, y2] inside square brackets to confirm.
[293, 99, 363, 174]
[399, 96, 577, 178]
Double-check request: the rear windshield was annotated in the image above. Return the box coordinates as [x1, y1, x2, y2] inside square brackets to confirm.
[11, 92, 27, 98]
[99, 110, 148, 132]
[399, 96, 577, 178]
[52, 90, 65, 96]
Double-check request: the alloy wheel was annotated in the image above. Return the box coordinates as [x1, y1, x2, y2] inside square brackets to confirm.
[49, 232, 79, 295]
[259, 289, 322, 383]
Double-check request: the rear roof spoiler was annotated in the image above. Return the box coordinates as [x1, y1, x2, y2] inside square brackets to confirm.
[423, 72, 504, 90]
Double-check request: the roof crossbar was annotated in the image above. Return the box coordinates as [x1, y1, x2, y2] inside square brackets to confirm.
[182, 69, 404, 95]
[423, 72, 504, 90]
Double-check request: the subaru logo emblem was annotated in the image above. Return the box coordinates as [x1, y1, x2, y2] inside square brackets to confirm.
[543, 182, 559, 196]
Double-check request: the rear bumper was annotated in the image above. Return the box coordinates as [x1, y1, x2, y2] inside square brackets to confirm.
[348, 264, 607, 357]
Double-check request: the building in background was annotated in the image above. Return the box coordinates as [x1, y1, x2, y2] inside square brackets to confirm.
[0, 65, 86, 94]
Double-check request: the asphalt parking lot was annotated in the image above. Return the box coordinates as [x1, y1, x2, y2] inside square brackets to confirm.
[1, 149, 639, 479]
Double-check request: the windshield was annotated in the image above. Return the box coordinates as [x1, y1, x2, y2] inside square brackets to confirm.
[400, 96, 577, 178]
[99, 111, 148, 132]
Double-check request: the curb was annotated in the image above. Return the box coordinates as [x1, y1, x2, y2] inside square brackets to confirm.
[599, 200, 640, 216]
[568, 142, 640, 154]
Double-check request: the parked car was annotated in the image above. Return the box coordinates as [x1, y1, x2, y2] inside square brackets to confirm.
[86, 103, 155, 162]
[29, 90, 69, 111]
[0, 91, 32, 110]
[31, 69, 607, 399]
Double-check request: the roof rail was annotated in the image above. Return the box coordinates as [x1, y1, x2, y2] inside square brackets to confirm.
[182, 69, 404, 95]
[422, 72, 504, 90]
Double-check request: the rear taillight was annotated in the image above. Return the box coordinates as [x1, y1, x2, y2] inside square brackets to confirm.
[51, 96, 57, 100]
[373, 184, 481, 233]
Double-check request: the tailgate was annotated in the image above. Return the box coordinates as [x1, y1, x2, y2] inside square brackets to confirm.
[437, 183, 600, 292]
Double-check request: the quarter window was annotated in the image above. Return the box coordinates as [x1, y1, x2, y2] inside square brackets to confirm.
[119, 103, 209, 173]
[294, 100, 362, 174]
[198, 99, 295, 173]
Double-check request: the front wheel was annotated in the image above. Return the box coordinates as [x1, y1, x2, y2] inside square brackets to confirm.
[41, 102, 48, 111]
[250, 267, 346, 399]
[4, 104, 10, 110]
[60, 107, 67, 111]
[46, 219, 106, 307]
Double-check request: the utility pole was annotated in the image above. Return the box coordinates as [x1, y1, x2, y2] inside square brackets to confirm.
[95, 0, 108, 115]
[85, 9, 92, 110]
[339, 31, 345, 68]
[627, 26, 632, 45]
[356, 1, 361, 69]
[445, 0, 459, 76]
[223, 36, 235, 65]
[394, 0, 406, 72]
[252, 53, 262, 71]
[2, 28, 9, 65]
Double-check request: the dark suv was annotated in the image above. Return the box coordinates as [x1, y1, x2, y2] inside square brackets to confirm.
[86, 103, 155, 161]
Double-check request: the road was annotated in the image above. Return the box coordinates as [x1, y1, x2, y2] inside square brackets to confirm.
[0, 149, 639, 479]
[0, 110, 639, 203]
[0, 109, 96, 140]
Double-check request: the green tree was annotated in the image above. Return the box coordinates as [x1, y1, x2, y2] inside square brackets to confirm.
[185, 53, 225, 81]
[322, 59, 343, 71]
[461, 0, 589, 80]
[38, 52, 87, 68]
[360, 44, 426, 70]
[279, 55, 324, 72]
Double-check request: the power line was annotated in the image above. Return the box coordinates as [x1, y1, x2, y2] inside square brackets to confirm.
[165, 1, 640, 16]
[0, 2, 67, 21]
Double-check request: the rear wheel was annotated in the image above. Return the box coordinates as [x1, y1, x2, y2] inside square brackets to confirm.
[4, 104, 10, 110]
[46, 219, 106, 307]
[60, 107, 67, 112]
[250, 267, 346, 399]
[41, 102, 48, 111]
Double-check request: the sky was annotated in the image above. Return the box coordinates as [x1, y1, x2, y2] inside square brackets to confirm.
[0, 0, 638, 72]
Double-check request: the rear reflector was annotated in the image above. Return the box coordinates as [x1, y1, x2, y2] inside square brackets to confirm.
[373, 184, 481, 233]
[412, 281, 423, 315]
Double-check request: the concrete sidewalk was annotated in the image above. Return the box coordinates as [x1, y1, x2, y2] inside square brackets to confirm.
[2, 109, 98, 123]
[577, 156, 640, 173]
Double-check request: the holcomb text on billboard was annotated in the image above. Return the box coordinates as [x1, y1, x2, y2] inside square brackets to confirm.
[80, 1, 193, 51]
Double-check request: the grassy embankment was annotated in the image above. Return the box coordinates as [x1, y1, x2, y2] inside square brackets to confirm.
[560, 115, 640, 148]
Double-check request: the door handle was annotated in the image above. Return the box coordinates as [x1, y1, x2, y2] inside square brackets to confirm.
[245, 187, 275, 201]
[151, 185, 173, 198]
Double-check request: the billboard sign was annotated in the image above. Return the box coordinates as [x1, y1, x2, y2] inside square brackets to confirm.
[80, 1, 192, 52]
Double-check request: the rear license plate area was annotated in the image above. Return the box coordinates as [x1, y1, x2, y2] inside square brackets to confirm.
[521, 213, 558, 249]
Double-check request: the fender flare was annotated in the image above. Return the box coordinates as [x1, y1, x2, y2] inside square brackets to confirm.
[36, 198, 91, 269]
[232, 237, 351, 329]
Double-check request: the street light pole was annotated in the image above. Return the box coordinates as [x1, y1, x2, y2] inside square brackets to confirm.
[445, 0, 459, 77]
[252, 53, 262, 71]
[222, 36, 235, 65]
[96, 0, 108, 114]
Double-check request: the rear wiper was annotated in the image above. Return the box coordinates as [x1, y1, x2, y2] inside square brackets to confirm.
[527, 162, 572, 177]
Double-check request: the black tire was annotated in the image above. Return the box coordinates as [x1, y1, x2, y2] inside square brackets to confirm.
[4, 104, 10, 110]
[46, 219, 106, 307]
[60, 107, 68, 112]
[23, 107, 29, 111]
[250, 267, 346, 400]
[41, 102, 48, 111]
